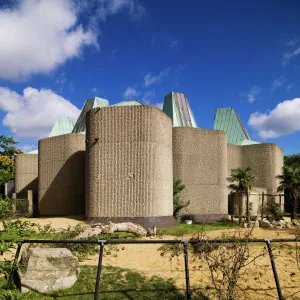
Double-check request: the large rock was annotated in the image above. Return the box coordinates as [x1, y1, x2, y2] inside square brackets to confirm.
[258, 219, 273, 228]
[18, 248, 80, 293]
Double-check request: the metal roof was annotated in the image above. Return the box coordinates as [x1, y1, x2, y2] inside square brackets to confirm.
[213, 108, 260, 145]
[49, 117, 77, 137]
[163, 92, 198, 128]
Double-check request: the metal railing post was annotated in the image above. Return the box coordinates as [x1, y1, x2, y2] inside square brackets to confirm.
[94, 240, 106, 300]
[265, 239, 283, 300]
[6, 242, 23, 290]
[183, 242, 191, 300]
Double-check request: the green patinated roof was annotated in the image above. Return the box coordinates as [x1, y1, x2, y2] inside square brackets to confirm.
[49, 117, 77, 137]
[112, 100, 143, 107]
[213, 108, 260, 145]
[163, 92, 198, 128]
[72, 97, 109, 133]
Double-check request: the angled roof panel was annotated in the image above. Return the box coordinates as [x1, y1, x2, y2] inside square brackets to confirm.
[72, 97, 109, 133]
[163, 92, 198, 128]
[49, 117, 77, 137]
[213, 108, 260, 145]
[112, 100, 144, 107]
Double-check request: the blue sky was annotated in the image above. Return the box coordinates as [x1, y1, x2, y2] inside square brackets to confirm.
[0, 0, 300, 155]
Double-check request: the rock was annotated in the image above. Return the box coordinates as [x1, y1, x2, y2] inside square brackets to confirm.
[292, 219, 300, 227]
[285, 222, 294, 229]
[78, 226, 103, 238]
[248, 221, 259, 228]
[259, 219, 273, 228]
[18, 248, 79, 293]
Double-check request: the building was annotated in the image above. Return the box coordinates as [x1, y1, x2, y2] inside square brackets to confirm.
[14, 92, 284, 227]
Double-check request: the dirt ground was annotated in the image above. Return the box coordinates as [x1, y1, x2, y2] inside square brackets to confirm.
[2, 216, 300, 299]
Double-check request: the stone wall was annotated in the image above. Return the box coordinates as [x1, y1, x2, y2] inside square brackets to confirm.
[15, 154, 38, 199]
[85, 105, 175, 227]
[38, 134, 85, 215]
[173, 127, 228, 222]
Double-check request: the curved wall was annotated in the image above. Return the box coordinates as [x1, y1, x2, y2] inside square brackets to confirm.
[85, 105, 174, 227]
[38, 133, 85, 216]
[173, 128, 228, 222]
[15, 154, 38, 198]
[242, 143, 283, 193]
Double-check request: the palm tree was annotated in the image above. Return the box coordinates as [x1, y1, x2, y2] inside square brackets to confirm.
[228, 168, 256, 224]
[277, 165, 300, 220]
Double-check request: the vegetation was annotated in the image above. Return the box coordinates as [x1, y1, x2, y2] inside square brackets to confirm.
[0, 265, 188, 299]
[228, 167, 256, 225]
[0, 135, 22, 189]
[277, 164, 300, 220]
[173, 178, 190, 220]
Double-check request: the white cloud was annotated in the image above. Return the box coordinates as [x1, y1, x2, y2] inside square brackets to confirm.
[0, 0, 145, 81]
[56, 72, 67, 87]
[283, 47, 300, 66]
[151, 33, 178, 50]
[19, 144, 36, 153]
[142, 90, 155, 104]
[124, 87, 139, 99]
[91, 87, 99, 93]
[155, 102, 163, 109]
[0, 87, 80, 139]
[286, 84, 293, 91]
[144, 68, 171, 87]
[241, 86, 260, 103]
[94, 0, 145, 22]
[271, 75, 286, 91]
[248, 98, 300, 139]
[0, 0, 97, 81]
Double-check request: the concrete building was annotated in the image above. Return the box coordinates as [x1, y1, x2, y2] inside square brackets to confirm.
[14, 92, 284, 227]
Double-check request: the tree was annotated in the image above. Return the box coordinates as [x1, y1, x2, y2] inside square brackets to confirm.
[173, 178, 190, 220]
[228, 168, 256, 224]
[0, 135, 22, 188]
[277, 165, 300, 220]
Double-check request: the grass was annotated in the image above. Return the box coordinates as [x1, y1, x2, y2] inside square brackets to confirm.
[158, 220, 238, 236]
[0, 265, 193, 300]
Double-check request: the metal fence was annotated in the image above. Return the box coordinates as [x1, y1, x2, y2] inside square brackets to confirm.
[4, 238, 300, 300]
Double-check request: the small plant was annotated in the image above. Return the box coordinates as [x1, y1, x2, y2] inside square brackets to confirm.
[173, 178, 190, 220]
[267, 198, 282, 221]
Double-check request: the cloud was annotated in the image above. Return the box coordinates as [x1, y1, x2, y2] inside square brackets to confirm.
[282, 47, 300, 66]
[151, 33, 179, 50]
[142, 90, 155, 104]
[0, 0, 145, 81]
[124, 87, 139, 99]
[241, 86, 260, 103]
[91, 87, 99, 93]
[0, 0, 97, 81]
[155, 102, 163, 109]
[248, 98, 300, 139]
[56, 72, 67, 88]
[94, 0, 145, 22]
[271, 75, 286, 91]
[144, 68, 171, 87]
[0, 87, 80, 139]
[19, 144, 37, 153]
[286, 84, 293, 91]
[111, 48, 117, 58]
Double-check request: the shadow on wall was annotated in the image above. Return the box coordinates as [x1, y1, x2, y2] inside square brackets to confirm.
[17, 177, 38, 210]
[39, 151, 85, 216]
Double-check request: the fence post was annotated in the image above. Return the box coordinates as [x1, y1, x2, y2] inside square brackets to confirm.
[94, 240, 105, 300]
[183, 242, 191, 300]
[6, 242, 23, 290]
[27, 190, 33, 214]
[265, 239, 283, 300]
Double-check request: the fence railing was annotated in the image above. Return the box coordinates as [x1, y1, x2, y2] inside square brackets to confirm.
[4, 238, 299, 300]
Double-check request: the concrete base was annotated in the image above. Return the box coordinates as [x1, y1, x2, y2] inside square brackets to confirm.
[182, 214, 230, 224]
[87, 216, 178, 229]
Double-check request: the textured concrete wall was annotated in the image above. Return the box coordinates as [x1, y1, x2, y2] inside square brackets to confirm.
[173, 127, 228, 221]
[38, 134, 85, 216]
[15, 154, 38, 199]
[85, 105, 173, 222]
[242, 144, 283, 193]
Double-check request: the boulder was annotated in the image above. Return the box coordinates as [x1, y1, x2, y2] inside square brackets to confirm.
[285, 222, 294, 229]
[18, 248, 79, 293]
[292, 219, 300, 227]
[258, 219, 273, 228]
